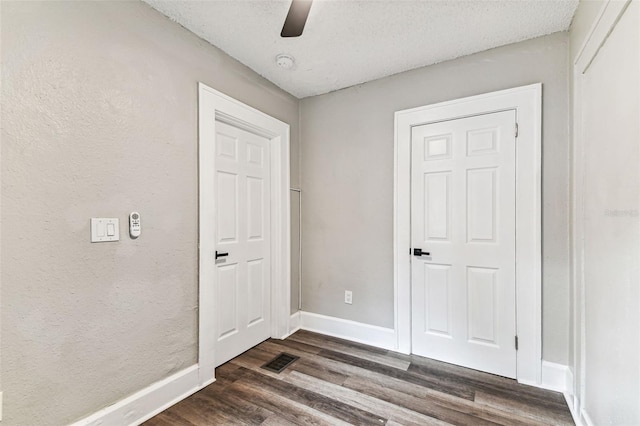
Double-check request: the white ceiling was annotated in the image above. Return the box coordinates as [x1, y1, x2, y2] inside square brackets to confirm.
[144, 0, 578, 99]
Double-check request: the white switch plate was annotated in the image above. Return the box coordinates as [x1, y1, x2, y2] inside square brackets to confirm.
[91, 218, 120, 242]
[345, 290, 353, 305]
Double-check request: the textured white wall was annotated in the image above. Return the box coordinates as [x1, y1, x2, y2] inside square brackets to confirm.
[300, 32, 571, 364]
[0, 1, 299, 425]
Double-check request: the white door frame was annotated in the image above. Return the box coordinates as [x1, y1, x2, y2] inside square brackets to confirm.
[394, 84, 542, 384]
[571, 0, 635, 421]
[198, 83, 291, 385]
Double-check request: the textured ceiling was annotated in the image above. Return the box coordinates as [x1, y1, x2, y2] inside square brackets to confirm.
[144, 0, 578, 98]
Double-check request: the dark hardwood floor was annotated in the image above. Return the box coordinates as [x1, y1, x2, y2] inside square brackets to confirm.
[145, 330, 574, 425]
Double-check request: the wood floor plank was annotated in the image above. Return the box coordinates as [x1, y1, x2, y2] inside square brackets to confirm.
[153, 410, 198, 425]
[318, 348, 476, 400]
[165, 394, 244, 425]
[288, 330, 411, 370]
[336, 357, 548, 426]
[408, 357, 567, 405]
[210, 361, 248, 389]
[260, 414, 300, 426]
[343, 375, 500, 426]
[188, 391, 269, 425]
[267, 336, 323, 355]
[143, 412, 189, 426]
[144, 330, 574, 426]
[215, 361, 245, 380]
[408, 362, 570, 412]
[199, 384, 276, 424]
[229, 380, 351, 426]
[475, 391, 574, 425]
[286, 369, 450, 426]
[238, 368, 388, 425]
[291, 358, 351, 385]
[290, 329, 390, 355]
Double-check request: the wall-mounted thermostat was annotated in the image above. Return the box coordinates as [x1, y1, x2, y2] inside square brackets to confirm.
[129, 212, 141, 238]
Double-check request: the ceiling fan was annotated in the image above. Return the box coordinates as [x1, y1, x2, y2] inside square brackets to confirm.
[281, 0, 314, 37]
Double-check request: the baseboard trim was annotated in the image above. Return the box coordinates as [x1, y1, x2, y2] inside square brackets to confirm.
[284, 311, 302, 338]
[581, 408, 595, 426]
[71, 365, 210, 426]
[540, 360, 572, 393]
[564, 393, 586, 426]
[296, 311, 397, 351]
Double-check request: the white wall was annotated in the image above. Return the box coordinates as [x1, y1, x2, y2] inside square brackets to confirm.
[570, 0, 640, 423]
[0, 2, 299, 425]
[300, 32, 571, 364]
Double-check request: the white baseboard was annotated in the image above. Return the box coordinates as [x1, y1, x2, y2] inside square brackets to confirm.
[71, 365, 212, 426]
[564, 393, 587, 426]
[296, 311, 397, 351]
[580, 408, 595, 426]
[565, 392, 595, 426]
[540, 360, 572, 393]
[283, 311, 302, 338]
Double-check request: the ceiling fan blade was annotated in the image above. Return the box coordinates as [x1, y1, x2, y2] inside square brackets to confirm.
[281, 0, 313, 38]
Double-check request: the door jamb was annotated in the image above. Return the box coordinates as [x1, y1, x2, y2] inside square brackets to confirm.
[393, 84, 542, 384]
[198, 83, 291, 385]
[571, 0, 634, 419]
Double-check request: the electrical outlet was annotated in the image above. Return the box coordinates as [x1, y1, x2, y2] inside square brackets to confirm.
[344, 290, 353, 305]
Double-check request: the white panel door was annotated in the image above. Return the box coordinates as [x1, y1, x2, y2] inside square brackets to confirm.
[214, 120, 271, 367]
[411, 110, 516, 378]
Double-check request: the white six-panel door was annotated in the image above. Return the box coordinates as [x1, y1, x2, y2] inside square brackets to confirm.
[410, 110, 517, 378]
[214, 120, 271, 367]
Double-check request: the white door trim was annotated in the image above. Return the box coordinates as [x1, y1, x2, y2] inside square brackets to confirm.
[571, 1, 634, 423]
[198, 83, 291, 385]
[394, 84, 542, 384]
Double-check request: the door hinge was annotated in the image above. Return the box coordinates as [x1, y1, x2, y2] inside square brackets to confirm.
[515, 336, 519, 350]
[515, 123, 519, 138]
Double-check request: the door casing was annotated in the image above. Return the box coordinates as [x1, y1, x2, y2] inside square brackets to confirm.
[198, 83, 291, 385]
[394, 84, 542, 384]
[571, 0, 638, 422]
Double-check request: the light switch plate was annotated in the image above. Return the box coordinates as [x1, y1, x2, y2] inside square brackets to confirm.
[91, 218, 120, 242]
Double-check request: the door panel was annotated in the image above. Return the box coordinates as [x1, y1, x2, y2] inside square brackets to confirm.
[424, 263, 451, 336]
[217, 264, 238, 339]
[217, 172, 238, 242]
[411, 110, 516, 378]
[467, 266, 498, 345]
[467, 167, 496, 243]
[424, 172, 450, 240]
[214, 121, 271, 367]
